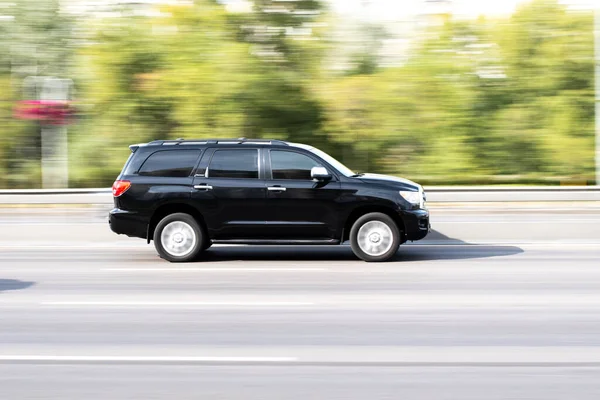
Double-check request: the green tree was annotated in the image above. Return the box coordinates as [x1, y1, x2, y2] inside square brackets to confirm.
[0, 0, 76, 188]
[2, 0, 595, 187]
[321, 0, 594, 184]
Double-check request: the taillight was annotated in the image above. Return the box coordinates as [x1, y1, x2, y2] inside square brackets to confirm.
[112, 180, 131, 197]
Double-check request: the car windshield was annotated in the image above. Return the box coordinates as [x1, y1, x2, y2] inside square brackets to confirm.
[307, 147, 355, 177]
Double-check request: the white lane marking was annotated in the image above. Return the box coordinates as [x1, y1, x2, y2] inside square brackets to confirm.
[3, 348, 600, 364]
[101, 268, 327, 272]
[408, 243, 600, 247]
[433, 209, 600, 212]
[434, 220, 600, 224]
[0, 355, 297, 363]
[0, 223, 107, 226]
[41, 301, 316, 307]
[0, 244, 144, 250]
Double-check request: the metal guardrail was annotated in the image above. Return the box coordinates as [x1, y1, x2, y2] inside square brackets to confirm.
[0, 188, 111, 195]
[0, 187, 599, 205]
[425, 186, 600, 203]
[0, 189, 111, 205]
[426, 186, 600, 192]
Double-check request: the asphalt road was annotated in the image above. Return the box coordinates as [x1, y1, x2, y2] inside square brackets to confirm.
[1, 205, 600, 399]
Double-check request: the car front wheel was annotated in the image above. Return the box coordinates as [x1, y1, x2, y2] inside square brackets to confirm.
[153, 213, 204, 262]
[350, 212, 401, 262]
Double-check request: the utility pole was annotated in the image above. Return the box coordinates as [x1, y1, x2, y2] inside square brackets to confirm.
[40, 77, 72, 189]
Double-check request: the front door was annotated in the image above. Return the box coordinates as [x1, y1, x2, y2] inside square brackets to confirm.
[264, 149, 342, 240]
[191, 148, 266, 239]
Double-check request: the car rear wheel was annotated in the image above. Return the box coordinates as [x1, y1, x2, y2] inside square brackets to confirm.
[350, 212, 400, 262]
[154, 213, 204, 262]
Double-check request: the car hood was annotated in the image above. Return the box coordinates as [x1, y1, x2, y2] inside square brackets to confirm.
[358, 173, 421, 191]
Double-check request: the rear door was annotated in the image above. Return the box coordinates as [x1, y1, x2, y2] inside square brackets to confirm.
[191, 148, 267, 239]
[263, 149, 342, 240]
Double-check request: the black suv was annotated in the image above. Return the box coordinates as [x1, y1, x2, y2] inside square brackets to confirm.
[109, 138, 429, 262]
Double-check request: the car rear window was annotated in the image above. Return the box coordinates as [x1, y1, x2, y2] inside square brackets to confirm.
[138, 150, 201, 178]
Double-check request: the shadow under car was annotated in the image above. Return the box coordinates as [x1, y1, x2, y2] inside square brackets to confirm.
[198, 231, 523, 262]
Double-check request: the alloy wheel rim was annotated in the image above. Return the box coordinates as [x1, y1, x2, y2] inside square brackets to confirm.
[357, 221, 394, 257]
[160, 221, 197, 257]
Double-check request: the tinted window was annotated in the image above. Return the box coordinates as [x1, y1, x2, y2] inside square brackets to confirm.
[121, 152, 136, 176]
[209, 149, 259, 179]
[138, 150, 200, 177]
[271, 150, 322, 180]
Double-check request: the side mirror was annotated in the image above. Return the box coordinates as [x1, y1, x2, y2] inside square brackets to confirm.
[311, 166, 331, 181]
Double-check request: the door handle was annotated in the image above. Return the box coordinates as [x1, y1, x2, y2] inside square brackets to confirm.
[268, 187, 287, 192]
[194, 185, 213, 191]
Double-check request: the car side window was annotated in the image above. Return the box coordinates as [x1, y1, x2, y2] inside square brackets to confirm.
[270, 150, 323, 180]
[208, 149, 259, 179]
[138, 150, 201, 178]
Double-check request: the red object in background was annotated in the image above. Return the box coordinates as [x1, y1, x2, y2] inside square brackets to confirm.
[112, 180, 132, 197]
[13, 100, 76, 126]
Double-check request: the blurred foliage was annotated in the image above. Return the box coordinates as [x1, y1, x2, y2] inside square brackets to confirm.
[0, 0, 74, 188]
[0, 0, 596, 187]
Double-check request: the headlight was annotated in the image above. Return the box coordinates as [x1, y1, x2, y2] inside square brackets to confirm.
[400, 191, 421, 207]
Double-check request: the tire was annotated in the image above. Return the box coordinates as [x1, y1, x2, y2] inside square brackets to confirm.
[153, 213, 204, 262]
[350, 212, 401, 262]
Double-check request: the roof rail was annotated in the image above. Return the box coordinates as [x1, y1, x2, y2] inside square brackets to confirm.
[147, 138, 289, 146]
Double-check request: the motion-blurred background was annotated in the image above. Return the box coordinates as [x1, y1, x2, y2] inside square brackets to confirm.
[0, 0, 598, 188]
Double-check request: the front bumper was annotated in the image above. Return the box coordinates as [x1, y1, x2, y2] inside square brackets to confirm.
[401, 208, 430, 242]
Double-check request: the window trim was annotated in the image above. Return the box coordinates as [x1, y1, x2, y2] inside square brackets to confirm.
[268, 149, 335, 181]
[206, 148, 261, 180]
[136, 149, 202, 178]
